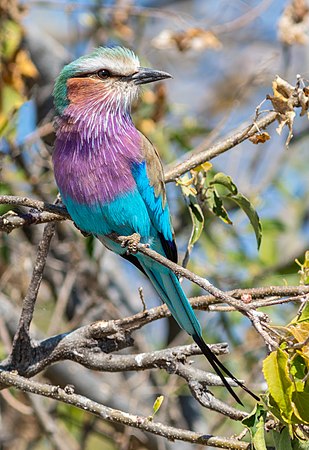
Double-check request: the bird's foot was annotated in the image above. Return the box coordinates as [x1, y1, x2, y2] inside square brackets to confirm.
[119, 233, 141, 254]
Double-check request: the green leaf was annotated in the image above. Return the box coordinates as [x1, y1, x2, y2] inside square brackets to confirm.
[263, 348, 293, 424]
[206, 187, 232, 224]
[188, 195, 204, 247]
[243, 403, 267, 450]
[271, 427, 293, 450]
[209, 172, 262, 249]
[289, 354, 307, 383]
[225, 192, 262, 249]
[2, 20, 23, 59]
[211, 172, 238, 195]
[291, 391, 309, 424]
[295, 251, 309, 285]
[295, 302, 309, 323]
[292, 437, 309, 450]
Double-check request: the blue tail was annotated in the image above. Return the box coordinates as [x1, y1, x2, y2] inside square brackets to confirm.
[140, 259, 259, 404]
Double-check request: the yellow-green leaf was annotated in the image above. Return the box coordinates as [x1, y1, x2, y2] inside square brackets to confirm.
[2, 20, 23, 59]
[292, 302, 309, 324]
[192, 161, 213, 173]
[292, 391, 309, 424]
[1, 84, 24, 115]
[263, 348, 293, 423]
[152, 395, 164, 415]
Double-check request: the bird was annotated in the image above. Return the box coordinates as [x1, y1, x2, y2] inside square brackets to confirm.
[52, 46, 259, 405]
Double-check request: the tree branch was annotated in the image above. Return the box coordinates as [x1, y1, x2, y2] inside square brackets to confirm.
[8, 223, 56, 367]
[0, 195, 69, 218]
[0, 194, 299, 348]
[0, 371, 250, 450]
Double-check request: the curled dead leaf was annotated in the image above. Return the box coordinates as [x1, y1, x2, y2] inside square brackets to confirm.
[276, 110, 296, 145]
[152, 28, 222, 52]
[299, 88, 309, 116]
[249, 132, 271, 144]
[267, 76, 299, 146]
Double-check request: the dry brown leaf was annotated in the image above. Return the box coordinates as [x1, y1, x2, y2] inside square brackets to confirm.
[299, 88, 309, 116]
[276, 111, 296, 145]
[267, 76, 297, 146]
[249, 132, 271, 144]
[152, 28, 222, 52]
[278, 0, 309, 45]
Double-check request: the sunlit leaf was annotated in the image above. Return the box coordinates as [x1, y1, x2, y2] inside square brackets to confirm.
[296, 302, 309, 323]
[2, 84, 24, 114]
[192, 161, 213, 173]
[15, 49, 38, 79]
[2, 20, 22, 59]
[242, 404, 267, 450]
[177, 175, 197, 196]
[152, 395, 164, 415]
[263, 348, 293, 424]
[289, 353, 307, 384]
[211, 172, 238, 195]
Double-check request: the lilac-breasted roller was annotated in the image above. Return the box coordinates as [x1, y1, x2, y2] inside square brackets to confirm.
[52, 46, 258, 404]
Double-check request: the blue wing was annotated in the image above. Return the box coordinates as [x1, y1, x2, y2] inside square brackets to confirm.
[131, 133, 177, 263]
[127, 135, 259, 404]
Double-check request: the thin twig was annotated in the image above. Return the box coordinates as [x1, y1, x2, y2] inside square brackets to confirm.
[9, 223, 56, 367]
[164, 111, 278, 182]
[0, 195, 69, 218]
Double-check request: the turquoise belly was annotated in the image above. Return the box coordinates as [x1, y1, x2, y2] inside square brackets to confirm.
[62, 188, 151, 239]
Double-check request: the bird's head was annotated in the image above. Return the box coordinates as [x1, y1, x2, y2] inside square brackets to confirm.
[53, 46, 172, 115]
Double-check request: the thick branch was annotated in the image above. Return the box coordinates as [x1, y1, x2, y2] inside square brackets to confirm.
[0, 371, 250, 449]
[0, 293, 246, 419]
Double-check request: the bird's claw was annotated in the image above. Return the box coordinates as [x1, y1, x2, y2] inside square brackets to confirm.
[120, 233, 141, 253]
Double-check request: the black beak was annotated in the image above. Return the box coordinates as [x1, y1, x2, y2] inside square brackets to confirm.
[131, 67, 172, 85]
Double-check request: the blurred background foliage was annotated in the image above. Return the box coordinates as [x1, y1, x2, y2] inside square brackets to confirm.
[0, 0, 309, 449]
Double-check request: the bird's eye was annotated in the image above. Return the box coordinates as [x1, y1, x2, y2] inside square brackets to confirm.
[97, 69, 111, 79]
